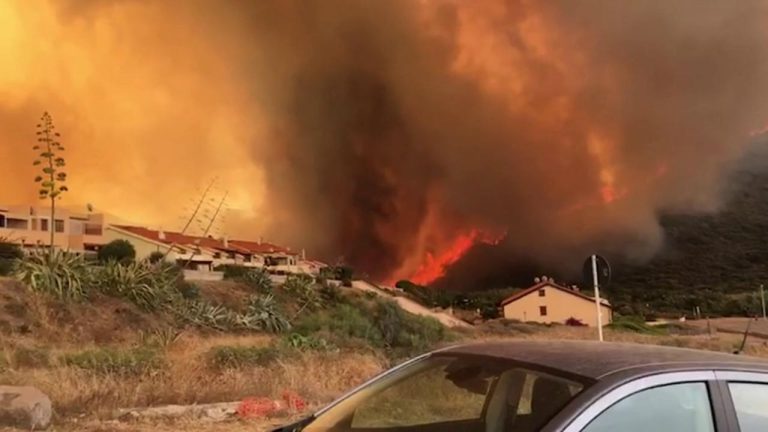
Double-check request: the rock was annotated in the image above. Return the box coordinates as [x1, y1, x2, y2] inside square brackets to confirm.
[0, 386, 52, 430]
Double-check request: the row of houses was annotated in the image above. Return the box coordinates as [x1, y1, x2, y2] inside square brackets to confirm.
[0, 204, 327, 277]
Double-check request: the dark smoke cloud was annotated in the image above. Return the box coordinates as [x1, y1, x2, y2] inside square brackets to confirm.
[3, 1, 768, 284]
[236, 1, 768, 280]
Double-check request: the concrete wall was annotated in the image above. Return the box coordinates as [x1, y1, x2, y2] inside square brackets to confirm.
[502, 285, 612, 327]
[183, 270, 224, 281]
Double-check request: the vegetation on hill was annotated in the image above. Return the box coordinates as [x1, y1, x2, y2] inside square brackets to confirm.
[608, 168, 768, 318]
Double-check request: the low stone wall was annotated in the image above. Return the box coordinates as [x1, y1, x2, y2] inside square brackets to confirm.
[183, 270, 224, 281]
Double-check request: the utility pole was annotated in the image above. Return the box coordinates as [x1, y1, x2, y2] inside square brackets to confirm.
[591, 254, 604, 342]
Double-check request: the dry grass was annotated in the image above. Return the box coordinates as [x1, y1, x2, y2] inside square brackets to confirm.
[0, 332, 385, 420]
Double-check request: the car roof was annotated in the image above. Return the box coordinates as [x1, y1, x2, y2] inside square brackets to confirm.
[441, 340, 768, 380]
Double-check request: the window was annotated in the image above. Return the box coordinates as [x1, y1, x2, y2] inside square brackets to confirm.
[729, 382, 768, 432]
[350, 357, 489, 428]
[0, 214, 5, 228]
[54, 219, 65, 233]
[540, 306, 548, 316]
[306, 355, 586, 432]
[582, 382, 714, 432]
[40, 219, 49, 232]
[539, 289, 546, 297]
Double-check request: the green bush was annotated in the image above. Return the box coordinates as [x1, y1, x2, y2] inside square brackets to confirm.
[62, 347, 162, 376]
[284, 274, 322, 312]
[0, 242, 23, 276]
[93, 261, 180, 311]
[373, 301, 445, 356]
[14, 249, 90, 301]
[607, 316, 667, 335]
[282, 333, 336, 352]
[98, 239, 136, 263]
[176, 294, 290, 333]
[148, 251, 165, 264]
[294, 300, 447, 357]
[208, 345, 279, 369]
[294, 303, 380, 345]
[13, 347, 51, 368]
[177, 280, 200, 299]
[241, 268, 272, 293]
[216, 265, 251, 280]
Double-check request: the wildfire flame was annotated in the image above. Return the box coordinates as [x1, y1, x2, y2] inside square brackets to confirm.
[403, 229, 503, 286]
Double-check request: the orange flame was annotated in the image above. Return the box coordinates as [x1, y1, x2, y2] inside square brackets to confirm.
[407, 229, 502, 286]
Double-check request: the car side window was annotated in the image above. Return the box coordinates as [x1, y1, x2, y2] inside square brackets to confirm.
[351, 358, 490, 428]
[581, 382, 715, 432]
[728, 382, 768, 432]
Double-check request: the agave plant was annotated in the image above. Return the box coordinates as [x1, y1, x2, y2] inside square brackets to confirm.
[245, 294, 291, 333]
[241, 268, 273, 293]
[94, 260, 179, 311]
[284, 274, 323, 314]
[176, 299, 235, 331]
[14, 248, 90, 301]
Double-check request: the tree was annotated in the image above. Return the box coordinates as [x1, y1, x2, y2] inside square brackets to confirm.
[33, 112, 68, 256]
[98, 239, 136, 263]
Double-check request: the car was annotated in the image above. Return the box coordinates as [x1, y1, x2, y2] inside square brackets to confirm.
[273, 340, 768, 432]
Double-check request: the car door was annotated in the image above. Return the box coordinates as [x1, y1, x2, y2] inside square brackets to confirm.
[714, 371, 768, 432]
[557, 371, 732, 432]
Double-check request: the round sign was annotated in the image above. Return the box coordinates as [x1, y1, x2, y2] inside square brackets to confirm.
[582, 254, 611, 287]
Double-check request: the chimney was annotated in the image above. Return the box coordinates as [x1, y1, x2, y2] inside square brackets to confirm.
[158, 229, 166, 241]
[223, 235, 229, 249]
[258, 236, 263, 245]
[301, 248, 306, 260]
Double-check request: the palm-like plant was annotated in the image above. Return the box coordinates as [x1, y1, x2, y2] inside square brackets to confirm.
[14, 249, 89, 301]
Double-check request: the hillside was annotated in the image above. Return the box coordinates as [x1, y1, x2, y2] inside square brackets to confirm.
[610, 144, 768, 317]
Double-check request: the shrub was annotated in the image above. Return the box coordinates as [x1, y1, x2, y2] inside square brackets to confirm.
[177, 280, 200, 299]
[148, 251, 165, 264]
[217, 265, 251, 280]
[244, 295, 291, 333]
[140, 328, 183, 349]
[93, 261, 179, 311]
[13, 346, 51, 368]
[241, 268, 272, 293]
[373, 301, 445, 356]
[62, 347, 162, 376]
[208, 345, 279, 369]
[176, 299, 234, 331]
[176, 295, 290, 333]
[294, 303, 380, 345]
[565, 317, 587, 327]
[282, 333, 336, 352]
[14, 249, 90, 301]
[0, 242, 23, 276]
[98, 239, 136, 263]
[607, 316, 666, 335]
[318, 282, 343, 303]
[284, 274, 322, 312]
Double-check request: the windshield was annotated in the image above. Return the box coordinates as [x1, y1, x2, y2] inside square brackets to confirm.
[303, 354, 588, 432]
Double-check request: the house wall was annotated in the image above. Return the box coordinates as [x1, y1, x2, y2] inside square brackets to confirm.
[502, 285, 613, 327]
[0, 205, 106, 251]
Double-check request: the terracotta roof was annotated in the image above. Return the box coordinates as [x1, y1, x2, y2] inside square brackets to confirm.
[109, 225, 295, 256]
[229, 239, 297, 255]
[500, 281, 612, 308]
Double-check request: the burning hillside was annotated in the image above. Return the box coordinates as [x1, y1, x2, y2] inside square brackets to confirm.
[1, 1, 768, 284]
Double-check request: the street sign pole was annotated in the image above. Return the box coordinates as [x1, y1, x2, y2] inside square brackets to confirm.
[592, 254, 604, 342]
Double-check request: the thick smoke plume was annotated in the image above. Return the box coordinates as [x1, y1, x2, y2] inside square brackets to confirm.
[2, 1, 768, 283]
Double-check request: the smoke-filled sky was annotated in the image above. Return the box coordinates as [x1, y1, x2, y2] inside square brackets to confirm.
[2, 1, 768, 283]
